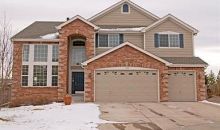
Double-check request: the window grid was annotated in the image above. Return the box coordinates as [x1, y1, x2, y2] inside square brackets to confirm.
[108, 34, 119, 47]
[169, 34, 180, 47]
[159, 34, 180, 48]
[52, 45, 59, 62]
[22, 45, 30, 62]
[122, 4, 129, 13]
[52, 66, 58, 86]
[98, 34, 120, 47]
[22, 65, 29, 86]
[34, 45, 48, 62]
[33, 65, 47, 86]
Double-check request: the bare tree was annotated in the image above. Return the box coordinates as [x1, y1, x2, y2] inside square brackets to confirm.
[0, 13, 13, 105]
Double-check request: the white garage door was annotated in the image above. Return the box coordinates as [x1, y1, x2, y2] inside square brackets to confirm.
[95, 70, 159, 102]
[168, 71, 196, 102]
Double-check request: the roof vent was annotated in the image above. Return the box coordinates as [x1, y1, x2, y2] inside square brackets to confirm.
[66, 17, 70, 21]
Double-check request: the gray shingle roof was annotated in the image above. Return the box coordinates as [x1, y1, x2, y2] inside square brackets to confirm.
[161, 57, 208, 65]
[12, 21, 63, 39]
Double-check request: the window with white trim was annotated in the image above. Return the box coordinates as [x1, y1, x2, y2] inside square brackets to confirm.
[98, 34, 120, 47]
[52, 66, 58, 86]
[33, 65, 47, 86]
[21, 44, 58, 87]
[155, 32, 183, 48]
[34, 45, 48, 62]
[22, 65, 29, 86]
[52, 45, 59, 62]
[22, 45, 29, 62]
[122, 4, 129, 13]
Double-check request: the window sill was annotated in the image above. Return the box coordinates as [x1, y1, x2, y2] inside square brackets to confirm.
[21, 86, 58, 88]
[97, 47, 113, 49]
[157, 47, 182, 49]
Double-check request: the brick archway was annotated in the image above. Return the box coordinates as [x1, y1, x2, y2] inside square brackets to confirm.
[58, 19, 95, 101]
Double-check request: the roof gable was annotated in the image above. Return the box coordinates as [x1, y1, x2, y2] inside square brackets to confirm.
[56, 15, 99, 30]
[88, 0, 159, 22]
[82, 42, 171, 66]
[12, 21, 62, 40]
[142, 14, 199, 34]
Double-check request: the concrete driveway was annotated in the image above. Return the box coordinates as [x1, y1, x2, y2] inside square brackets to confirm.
[98, 102, 220, 130]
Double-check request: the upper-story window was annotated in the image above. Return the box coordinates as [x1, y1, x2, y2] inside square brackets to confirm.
[154, 32, 184, 48]
[22, 45, 30, 62]
[34, 45, 48, 62]
[97, 34, 124, 48]
[122, 4, 130, 13]
[52, 45, 59, 62]
[21, 44, 58, 87]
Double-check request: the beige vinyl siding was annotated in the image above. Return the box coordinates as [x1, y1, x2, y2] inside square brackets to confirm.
[95, 33, 144, 55]
[91, 5, 155, 27]
[145, 19, 194, 57]
[96, 48, 110, 55]
[124, 33, 144, 49]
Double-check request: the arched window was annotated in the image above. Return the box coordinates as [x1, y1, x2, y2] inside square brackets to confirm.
[122, 4, 129, 13]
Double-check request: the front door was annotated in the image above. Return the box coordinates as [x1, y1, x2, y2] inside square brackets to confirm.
[72, 72, 84, 94]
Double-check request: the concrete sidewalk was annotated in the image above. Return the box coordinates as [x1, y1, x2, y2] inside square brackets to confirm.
[98, 102, 220, 130]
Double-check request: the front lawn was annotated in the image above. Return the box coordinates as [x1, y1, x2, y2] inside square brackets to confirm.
[0, 103, 109, 130]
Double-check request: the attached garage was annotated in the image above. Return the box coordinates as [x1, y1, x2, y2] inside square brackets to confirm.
[94, 68, 159, 102]
[168, 71, 196, 102]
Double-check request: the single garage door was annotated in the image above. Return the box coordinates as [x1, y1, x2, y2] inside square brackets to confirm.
[95, 70, 159, 102]
[168, 71, 196, 102]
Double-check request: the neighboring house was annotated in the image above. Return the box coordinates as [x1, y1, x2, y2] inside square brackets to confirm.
[11, 0, 207, 106]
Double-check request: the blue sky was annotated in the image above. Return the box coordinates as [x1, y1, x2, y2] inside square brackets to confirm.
[0, 0, 219, 74]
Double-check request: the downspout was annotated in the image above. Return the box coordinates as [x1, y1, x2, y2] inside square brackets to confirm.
[143, 32, 146, 50]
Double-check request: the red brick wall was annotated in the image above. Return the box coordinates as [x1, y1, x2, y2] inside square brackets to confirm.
[58, 19, 95, 101]
[11, 42, 58, 107]
[168, 67, 206, 101]
[84, 45, 169, 102]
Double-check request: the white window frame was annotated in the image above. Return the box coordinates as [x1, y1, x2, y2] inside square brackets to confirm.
[52, 65, 58, 86]
[158, 31, 181, 48]
[121, 3, 130, 14]
[22, 44, 30, 62]
[22, 44, 58, 87]
[21, 65, 29, 86]
[98, 34, 120, 48]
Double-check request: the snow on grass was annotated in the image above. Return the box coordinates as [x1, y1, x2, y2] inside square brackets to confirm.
[0, 103, 111, 130]
[201, 100, 220, 106]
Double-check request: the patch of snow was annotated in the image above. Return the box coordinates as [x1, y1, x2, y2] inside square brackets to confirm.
[201, 100, 220, 106]
[0, 103, 112, 130]
[40, 33, 59, 39]
[100, 27, 145, 32]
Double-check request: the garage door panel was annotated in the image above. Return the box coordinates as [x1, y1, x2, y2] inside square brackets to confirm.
[95, 70, 158, 102]
[168, 71, 196, 102]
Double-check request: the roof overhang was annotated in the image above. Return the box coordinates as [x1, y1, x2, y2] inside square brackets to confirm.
[88, 0, 159, 21]
[11, 38, 60, 42]
[56, 15, 100, 30]
[98, 27, 145, 33]
[169, 64, 208, 68]
[142, 14, 199, 34]
[82, 42, 172, 66]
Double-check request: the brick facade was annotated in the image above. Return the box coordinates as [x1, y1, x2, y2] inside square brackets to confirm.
[58, 19, 95, 101]
[11, 19, 206, 106]
[84, 45, 206, 102]
[11, 42, 58, 107]
[84, 45, 169, 102]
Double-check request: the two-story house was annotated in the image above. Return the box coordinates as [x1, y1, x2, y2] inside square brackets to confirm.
[11, 0, 207, 106]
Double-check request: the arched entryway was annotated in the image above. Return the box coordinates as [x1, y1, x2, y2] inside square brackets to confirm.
[68, 34, 86, 95]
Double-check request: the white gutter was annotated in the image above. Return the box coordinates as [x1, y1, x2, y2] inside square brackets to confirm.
[11, 38, 60, 42]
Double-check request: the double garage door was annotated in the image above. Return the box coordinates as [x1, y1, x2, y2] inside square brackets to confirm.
[95, 70, 159, 102]
[94, 69, 196, 102]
